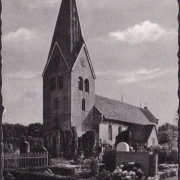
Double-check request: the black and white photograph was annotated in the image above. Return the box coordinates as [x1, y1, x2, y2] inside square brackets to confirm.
[1, 0, 178, 180]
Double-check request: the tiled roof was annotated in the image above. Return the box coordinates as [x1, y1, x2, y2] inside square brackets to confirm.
[139, 107, 158, 124]
[95, 95, 157, 125]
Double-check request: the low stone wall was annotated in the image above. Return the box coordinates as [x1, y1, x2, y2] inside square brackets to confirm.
[116, 152, 158, 177]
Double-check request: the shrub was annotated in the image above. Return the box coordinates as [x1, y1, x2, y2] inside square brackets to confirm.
[90, 158, 99, 176]
[51, 167, 75, 176]
[92, 168, 109, 180]
[102, 150, 116, 171]
[82, 130, 96, 158]
[167, 147, 178, 164]
[169, 169, 177, 177]
[115, 130, 129, 147]
[159, 171, 170, 179]
[63, 129, 73, 159]
[70, 127, 78, 159]
[9, 170, 75, 180]
[158, 164, 169, 171]
[3, 172, 15, 180]
[61, 130, 66, 156]
[77, 137, 82, 157]
[54, 130, 61, 158]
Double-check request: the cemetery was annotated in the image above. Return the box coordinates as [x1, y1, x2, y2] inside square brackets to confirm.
[2, 127, 178, 180]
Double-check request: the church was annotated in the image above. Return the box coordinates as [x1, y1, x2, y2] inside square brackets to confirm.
[42, 0, 158, 147]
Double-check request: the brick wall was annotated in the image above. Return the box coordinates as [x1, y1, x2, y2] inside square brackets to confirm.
[116, 152, 149, 176]
[116, 152, 158, 177]
[71, 45, 95, 136]
[43, 44, 72, 135]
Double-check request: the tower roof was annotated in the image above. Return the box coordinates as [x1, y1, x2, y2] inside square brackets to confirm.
[48, 0, 84, 69]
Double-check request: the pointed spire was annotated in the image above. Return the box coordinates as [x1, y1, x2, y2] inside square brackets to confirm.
[48, 0, 84, 68]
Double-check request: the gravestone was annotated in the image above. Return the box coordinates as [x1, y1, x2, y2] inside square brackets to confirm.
[116, 142, 129, 152]
[20, 140, 30, 154]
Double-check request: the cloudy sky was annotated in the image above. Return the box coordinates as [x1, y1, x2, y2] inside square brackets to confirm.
[2, 0, 178, 125]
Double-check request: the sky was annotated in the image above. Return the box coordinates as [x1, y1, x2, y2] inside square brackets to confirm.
[2, 0, 178, 125]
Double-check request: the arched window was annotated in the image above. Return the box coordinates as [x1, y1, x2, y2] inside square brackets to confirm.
[54, 98, 59, 110]
[50, 77, 56, 91]
[108, 125, 112, 141]
[118, 126, 122, 134]
[82, 99, 85, 111]
[78, 77, 83, 91]
[84, 79, 89, 93]
[58, 75, 63, 89]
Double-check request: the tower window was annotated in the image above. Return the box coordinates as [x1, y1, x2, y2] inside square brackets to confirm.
[108, 125, 112, 141]
[82, 99, 85, 111]
[84, 79, 89, 93]
[78, 77, 83, 91]
[54, 98, 59, 110]
[58, 75, 63, 89]
[118, 126, 122, 134]
[50, 77, 56, 91]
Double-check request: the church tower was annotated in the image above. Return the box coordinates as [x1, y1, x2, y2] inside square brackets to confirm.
[42, 0, 96, 136]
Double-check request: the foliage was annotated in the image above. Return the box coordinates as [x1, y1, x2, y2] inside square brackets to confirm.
[3, 172, 15, 180]
[54, 131, 61, 158]
[50, 167, 75, 176]
[101, 140, 113, 152]
[167, 147, 178, 164]
[158, 123, 177, 148]
[115, 130, 129, 147]
[8, 170, 75, 180]
[102, 150, 116, 171]
[27, 123, 43, 138]
[64, 129, 73, 159]
[151, 145, 178, 164]
[109, 164, 145, 180]
[90, 158, 99, 176]
[158, 164, 169, 171]
[159, 171, 170, 179]
[92, 168, 109, 180]
[77, 137, 82, 157]
[82, 130, 96, 158]
[169, 169, 177, 177]
[3, 123, 27, 140]
[158, 164, 177, 179]
[70, 127, 78, 159]
[2, 123, 43, 151]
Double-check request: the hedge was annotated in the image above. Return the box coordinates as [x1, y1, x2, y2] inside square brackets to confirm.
[8, 170, 75, 180]
[70, 127, 78, 159]
[51, 167, 75, 176]
[82, 130, 96, 158]
[102, 150, 116, 171]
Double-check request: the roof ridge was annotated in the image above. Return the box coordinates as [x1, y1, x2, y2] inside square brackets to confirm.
[95, 94, 140, 109]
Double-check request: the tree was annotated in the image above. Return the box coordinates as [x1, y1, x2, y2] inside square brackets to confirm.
[158, 123, 178, 148]
[115, 130, 129, 147]
[27, 123, 43, 138]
